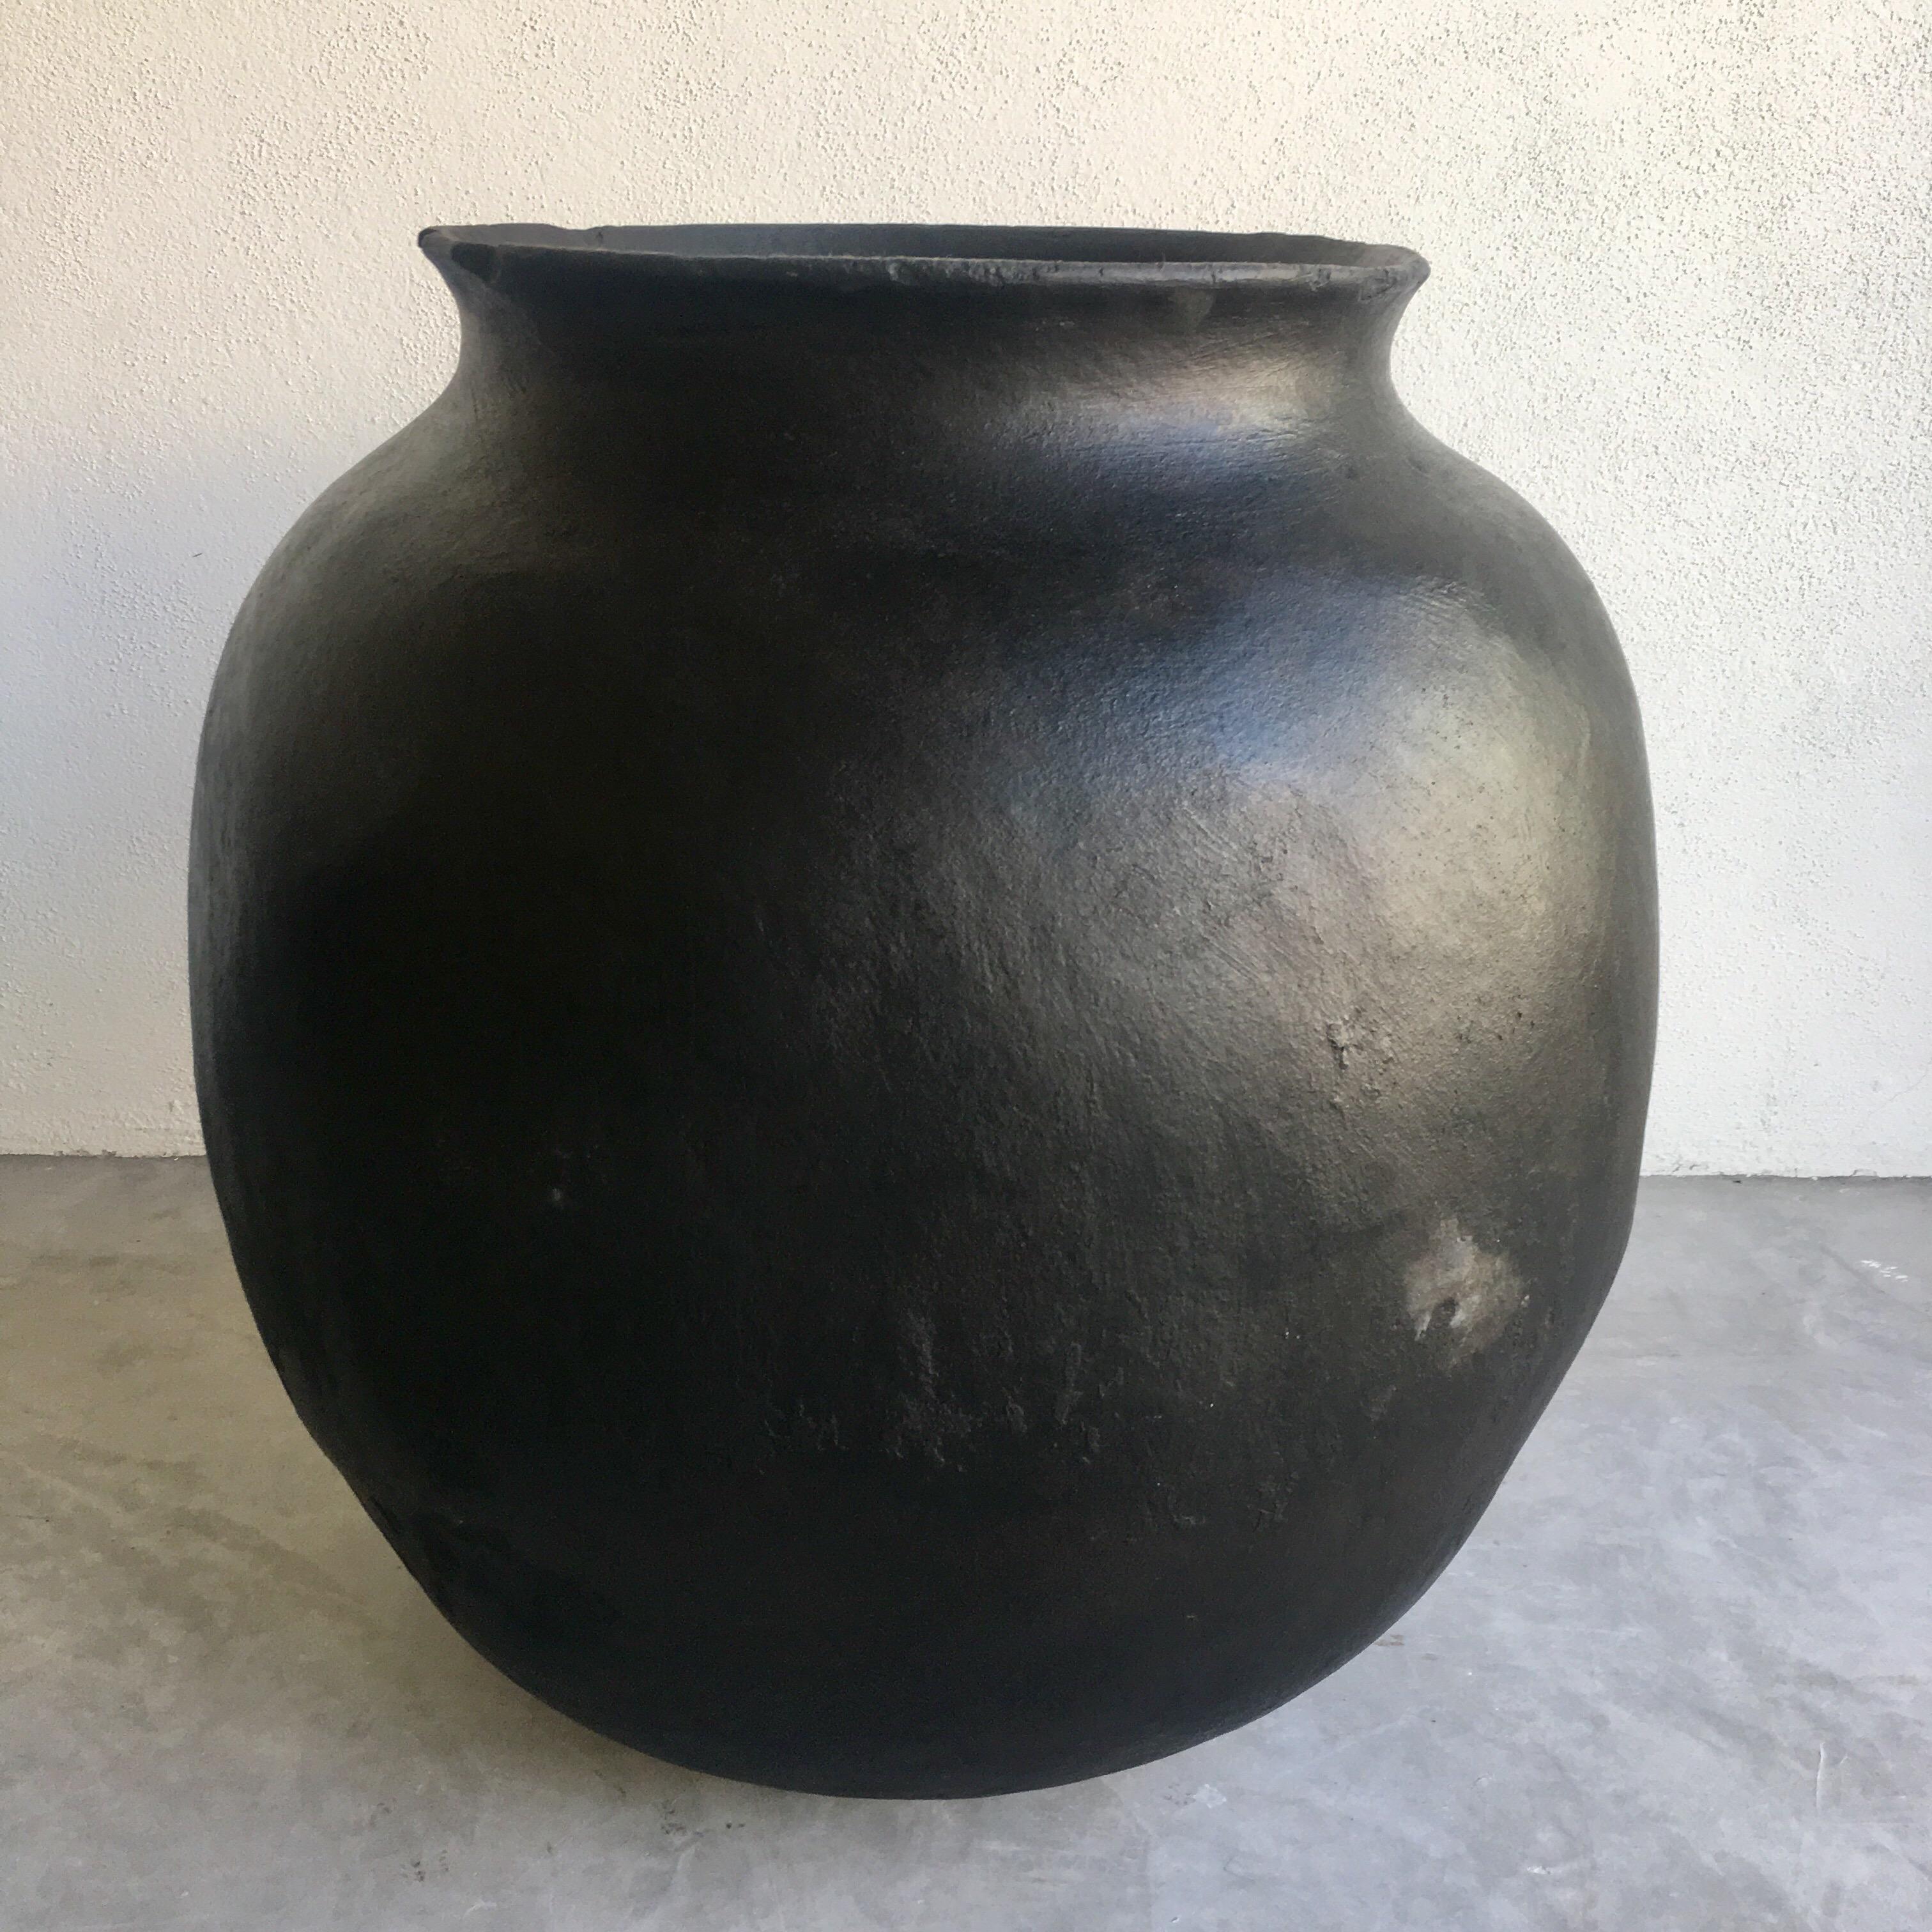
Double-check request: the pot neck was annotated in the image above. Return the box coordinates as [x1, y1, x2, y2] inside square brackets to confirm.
[419, 225, 1429, 457]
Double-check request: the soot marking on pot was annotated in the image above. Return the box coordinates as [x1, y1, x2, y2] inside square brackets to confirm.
[1404, 1221, 1522, 1361]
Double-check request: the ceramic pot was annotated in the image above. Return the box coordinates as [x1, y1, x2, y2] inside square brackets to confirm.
[190, 225, 1656, 1797]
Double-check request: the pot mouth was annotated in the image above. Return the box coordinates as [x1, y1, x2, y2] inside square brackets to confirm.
[420, 223, 1427, 293]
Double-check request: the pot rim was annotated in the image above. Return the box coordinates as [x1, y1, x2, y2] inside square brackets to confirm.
[419, 223, 1429, 293]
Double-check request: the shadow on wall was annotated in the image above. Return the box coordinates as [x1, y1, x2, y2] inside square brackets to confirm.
[3, 451, 364, 1153]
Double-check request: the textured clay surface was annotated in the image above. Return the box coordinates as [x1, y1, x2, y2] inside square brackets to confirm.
[188, 226, 1653, 1792]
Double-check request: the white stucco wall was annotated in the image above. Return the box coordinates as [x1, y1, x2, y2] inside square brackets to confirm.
[4, 0, 1928, 1170]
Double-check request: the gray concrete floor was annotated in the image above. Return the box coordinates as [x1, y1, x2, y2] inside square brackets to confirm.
[1, 1162, 1927, 1931]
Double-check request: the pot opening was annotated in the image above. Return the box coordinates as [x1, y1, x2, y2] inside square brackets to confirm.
[421, 224, 1427, 289]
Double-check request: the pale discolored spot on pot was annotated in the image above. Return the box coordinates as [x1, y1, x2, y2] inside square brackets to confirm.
[1404, 1220, 1523, 1359]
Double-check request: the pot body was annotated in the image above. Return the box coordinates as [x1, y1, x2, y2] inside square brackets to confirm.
[190, 226, 1655, 1797]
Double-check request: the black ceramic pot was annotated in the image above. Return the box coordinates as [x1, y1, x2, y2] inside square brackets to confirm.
[190, 225, 1655, 1798]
